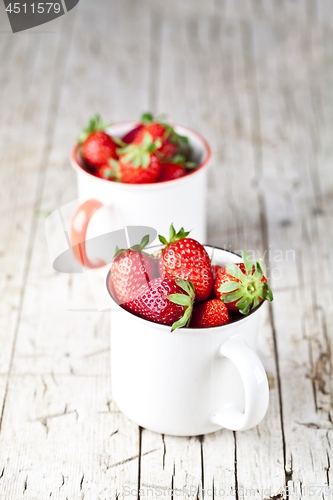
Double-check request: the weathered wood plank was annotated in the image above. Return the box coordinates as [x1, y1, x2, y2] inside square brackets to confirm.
[255, 8, 333, 498]
[0, 0, 152, 497]
[0, 26, 62, 376]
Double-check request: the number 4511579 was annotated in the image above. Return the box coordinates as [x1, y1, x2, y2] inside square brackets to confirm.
[6, 3, 61, 14]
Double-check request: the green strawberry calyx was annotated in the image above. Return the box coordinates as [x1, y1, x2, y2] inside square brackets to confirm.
[162, 123, 190, 151]
[140, 112, 169, 127]
[106, 158, 121, 181]
[166, 279, 195, 331]
[100, 167, 116, 180]
[78, 114, 112, 144]
[158, 223, 191, 247]
[167, 154, 197, 170]
[113, 234, 150, 258]
[217, 251, 274, 315]
[141, 112, 154, 125]
[116, 133, 162, 169]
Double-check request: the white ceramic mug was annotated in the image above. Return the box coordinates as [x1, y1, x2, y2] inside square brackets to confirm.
[70, 122, 211, 268]
[107, 246, 269, 436]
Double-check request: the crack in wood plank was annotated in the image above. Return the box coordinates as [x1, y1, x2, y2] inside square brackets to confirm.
[233, 431, 239, 500]
[23, 475, 28, 495]
[104, 447, 158, 471]
[162, 434, 166, 471]
[80, 348, 110, 359]
[137, 426, 142, 500]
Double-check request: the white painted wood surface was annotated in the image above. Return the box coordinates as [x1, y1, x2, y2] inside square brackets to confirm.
[0, 0, 332, 498]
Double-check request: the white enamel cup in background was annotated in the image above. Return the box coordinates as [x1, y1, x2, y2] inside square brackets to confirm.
[107, 247, 269, 437]
[70, 122, 211, 268]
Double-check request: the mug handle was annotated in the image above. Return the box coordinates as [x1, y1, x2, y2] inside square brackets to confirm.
[211, 334, 269, 431]
[70, 199, 106, 269]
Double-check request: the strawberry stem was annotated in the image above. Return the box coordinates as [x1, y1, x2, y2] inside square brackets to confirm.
[112, 137, 127, 147]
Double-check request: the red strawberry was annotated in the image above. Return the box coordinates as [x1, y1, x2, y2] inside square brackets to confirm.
[132, 121, 163, 143]
[121, 114, 157, 144]
[122, 124, 144, 144]
[149, 249, 163, 276]
[158, 141, 178, 160]
[191, 299, 229, 328]
[96, 164, 116, 180]
[113, 132, 161, 184]
[157, 163, 186, 182]
[214, 252, 273, 315]
[158, 224, 214, 301]
[212, 264, 223, 279]
[119, 154, 160, 184]
[133, 113, 190, 161]
[123, 277, 195, 331]
[79, 115, 117, 168]
[109, 235, 157, 304]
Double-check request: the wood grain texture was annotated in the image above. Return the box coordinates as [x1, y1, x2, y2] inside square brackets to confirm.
[0, 0, 332, 498]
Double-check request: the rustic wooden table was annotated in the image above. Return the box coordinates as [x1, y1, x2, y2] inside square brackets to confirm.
[1, 0, 332, 498]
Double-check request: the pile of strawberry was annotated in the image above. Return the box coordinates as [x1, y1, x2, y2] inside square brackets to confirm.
[107, 225, 274, 330]
[78, 113, 197, 184]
